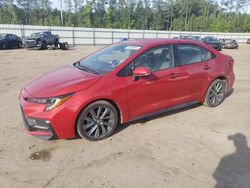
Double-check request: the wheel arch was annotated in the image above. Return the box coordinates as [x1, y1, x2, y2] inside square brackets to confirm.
[74, 98, 123, 137]
[202, 75, 228, 102]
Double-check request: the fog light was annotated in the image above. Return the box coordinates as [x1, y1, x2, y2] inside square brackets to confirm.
[26, 118, 50, 130]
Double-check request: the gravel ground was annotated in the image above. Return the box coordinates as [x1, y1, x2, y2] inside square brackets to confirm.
[0, 44, 250, 188]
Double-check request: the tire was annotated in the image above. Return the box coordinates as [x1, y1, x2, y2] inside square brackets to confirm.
[54, 39, 59, 47]
[204, 79, 227, 107]
[18, 42, 23, 48]
[41, 41, 47, 50]
[59, 42, 69, 50]
[77, 100, 118, 141]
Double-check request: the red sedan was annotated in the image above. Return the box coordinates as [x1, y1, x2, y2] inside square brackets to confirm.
[19, 39, 235, 140]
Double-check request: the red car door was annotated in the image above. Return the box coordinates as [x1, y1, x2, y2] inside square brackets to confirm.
[125, 46, 184, 119]
[172, 44, 214, 102]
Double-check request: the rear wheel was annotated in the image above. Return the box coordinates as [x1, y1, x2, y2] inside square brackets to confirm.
[77, 101, 118, 141]
[204, 79, 227, 107]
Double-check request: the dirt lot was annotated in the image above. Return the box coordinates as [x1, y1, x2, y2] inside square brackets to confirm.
[0, 44, 250, 188]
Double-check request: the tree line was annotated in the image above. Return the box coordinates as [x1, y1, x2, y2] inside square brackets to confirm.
[0, 0, 250, 32]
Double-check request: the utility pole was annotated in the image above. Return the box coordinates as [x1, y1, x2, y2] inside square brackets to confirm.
[128, 0, 131, 29]
[60, 0, 64, 26]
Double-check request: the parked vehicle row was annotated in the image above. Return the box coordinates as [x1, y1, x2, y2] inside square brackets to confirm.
[0, 31, 69, 50]
[176, 35, 247, 50]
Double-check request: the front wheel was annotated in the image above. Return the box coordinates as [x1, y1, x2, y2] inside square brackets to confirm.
[204, 79, 227, 107]
[41, 41, 47, 50]
[18, 42, 23, 48]
[77, 101, 118, 141]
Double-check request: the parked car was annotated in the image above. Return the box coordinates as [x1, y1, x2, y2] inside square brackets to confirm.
[247, 39, 250, 44]
[0, 33, 23, 49]
[202, 36, 222, 51]
[222, 39, 239, 49]
[20, 39, 235, 141]
[189, 36, 202, 41]
[25, 31, 59, 49]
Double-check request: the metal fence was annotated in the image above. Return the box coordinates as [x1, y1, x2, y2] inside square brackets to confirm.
[1, 24, 250, 45]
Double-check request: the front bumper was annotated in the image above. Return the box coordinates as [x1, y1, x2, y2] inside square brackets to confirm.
[25, 40, 41, 48]
[19, 88, 84, 140]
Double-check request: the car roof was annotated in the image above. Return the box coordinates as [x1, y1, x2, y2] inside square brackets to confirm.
[120, 38, 205, 48]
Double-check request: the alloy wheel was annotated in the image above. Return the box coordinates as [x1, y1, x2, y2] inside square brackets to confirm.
[77, 101, 118, 140]
[207, 80, 226, 106]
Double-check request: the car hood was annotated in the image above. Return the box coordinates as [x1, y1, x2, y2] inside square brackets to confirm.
[24, 65, 101, 98]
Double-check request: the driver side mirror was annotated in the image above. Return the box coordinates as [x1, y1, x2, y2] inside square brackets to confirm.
[133, 67, 152, 80]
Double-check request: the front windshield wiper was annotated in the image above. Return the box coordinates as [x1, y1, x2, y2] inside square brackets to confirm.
[74, 62, 99, 75]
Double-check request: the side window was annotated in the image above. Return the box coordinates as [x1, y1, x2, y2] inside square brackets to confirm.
[174, 44, 202, 66]
[11, 35, 17, 40]
[200, 47, 214, 61]
[6, 35, 12, 40]
[134, 46, 173, 72]
[43, 32, 48, 37]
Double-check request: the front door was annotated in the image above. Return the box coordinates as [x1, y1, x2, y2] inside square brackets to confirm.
[126, 45, 183, 119]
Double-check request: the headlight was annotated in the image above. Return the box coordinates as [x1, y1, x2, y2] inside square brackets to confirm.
[25, 93, 73, 111]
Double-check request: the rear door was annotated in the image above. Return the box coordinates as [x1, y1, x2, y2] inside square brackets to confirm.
[172, 44, 215, 102]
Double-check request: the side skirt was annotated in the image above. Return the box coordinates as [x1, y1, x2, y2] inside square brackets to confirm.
[129, 101, 200, 123]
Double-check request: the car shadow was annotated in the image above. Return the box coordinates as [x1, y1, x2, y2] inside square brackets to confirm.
[213, 133, 250, 188]
[113, 103, 201, 136]
[114, 88, 234, 137]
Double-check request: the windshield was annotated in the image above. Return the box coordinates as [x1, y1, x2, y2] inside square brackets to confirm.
[31, 32, 43, 37]
[0, 34, 7, 40]
[77, 44, 141, 74]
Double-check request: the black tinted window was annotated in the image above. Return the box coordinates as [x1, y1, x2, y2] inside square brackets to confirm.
[174, 44, 202, 66]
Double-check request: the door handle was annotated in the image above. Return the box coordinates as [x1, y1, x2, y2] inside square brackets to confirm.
[168, 73, 178, 79]
[203, 65, 211, 70]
